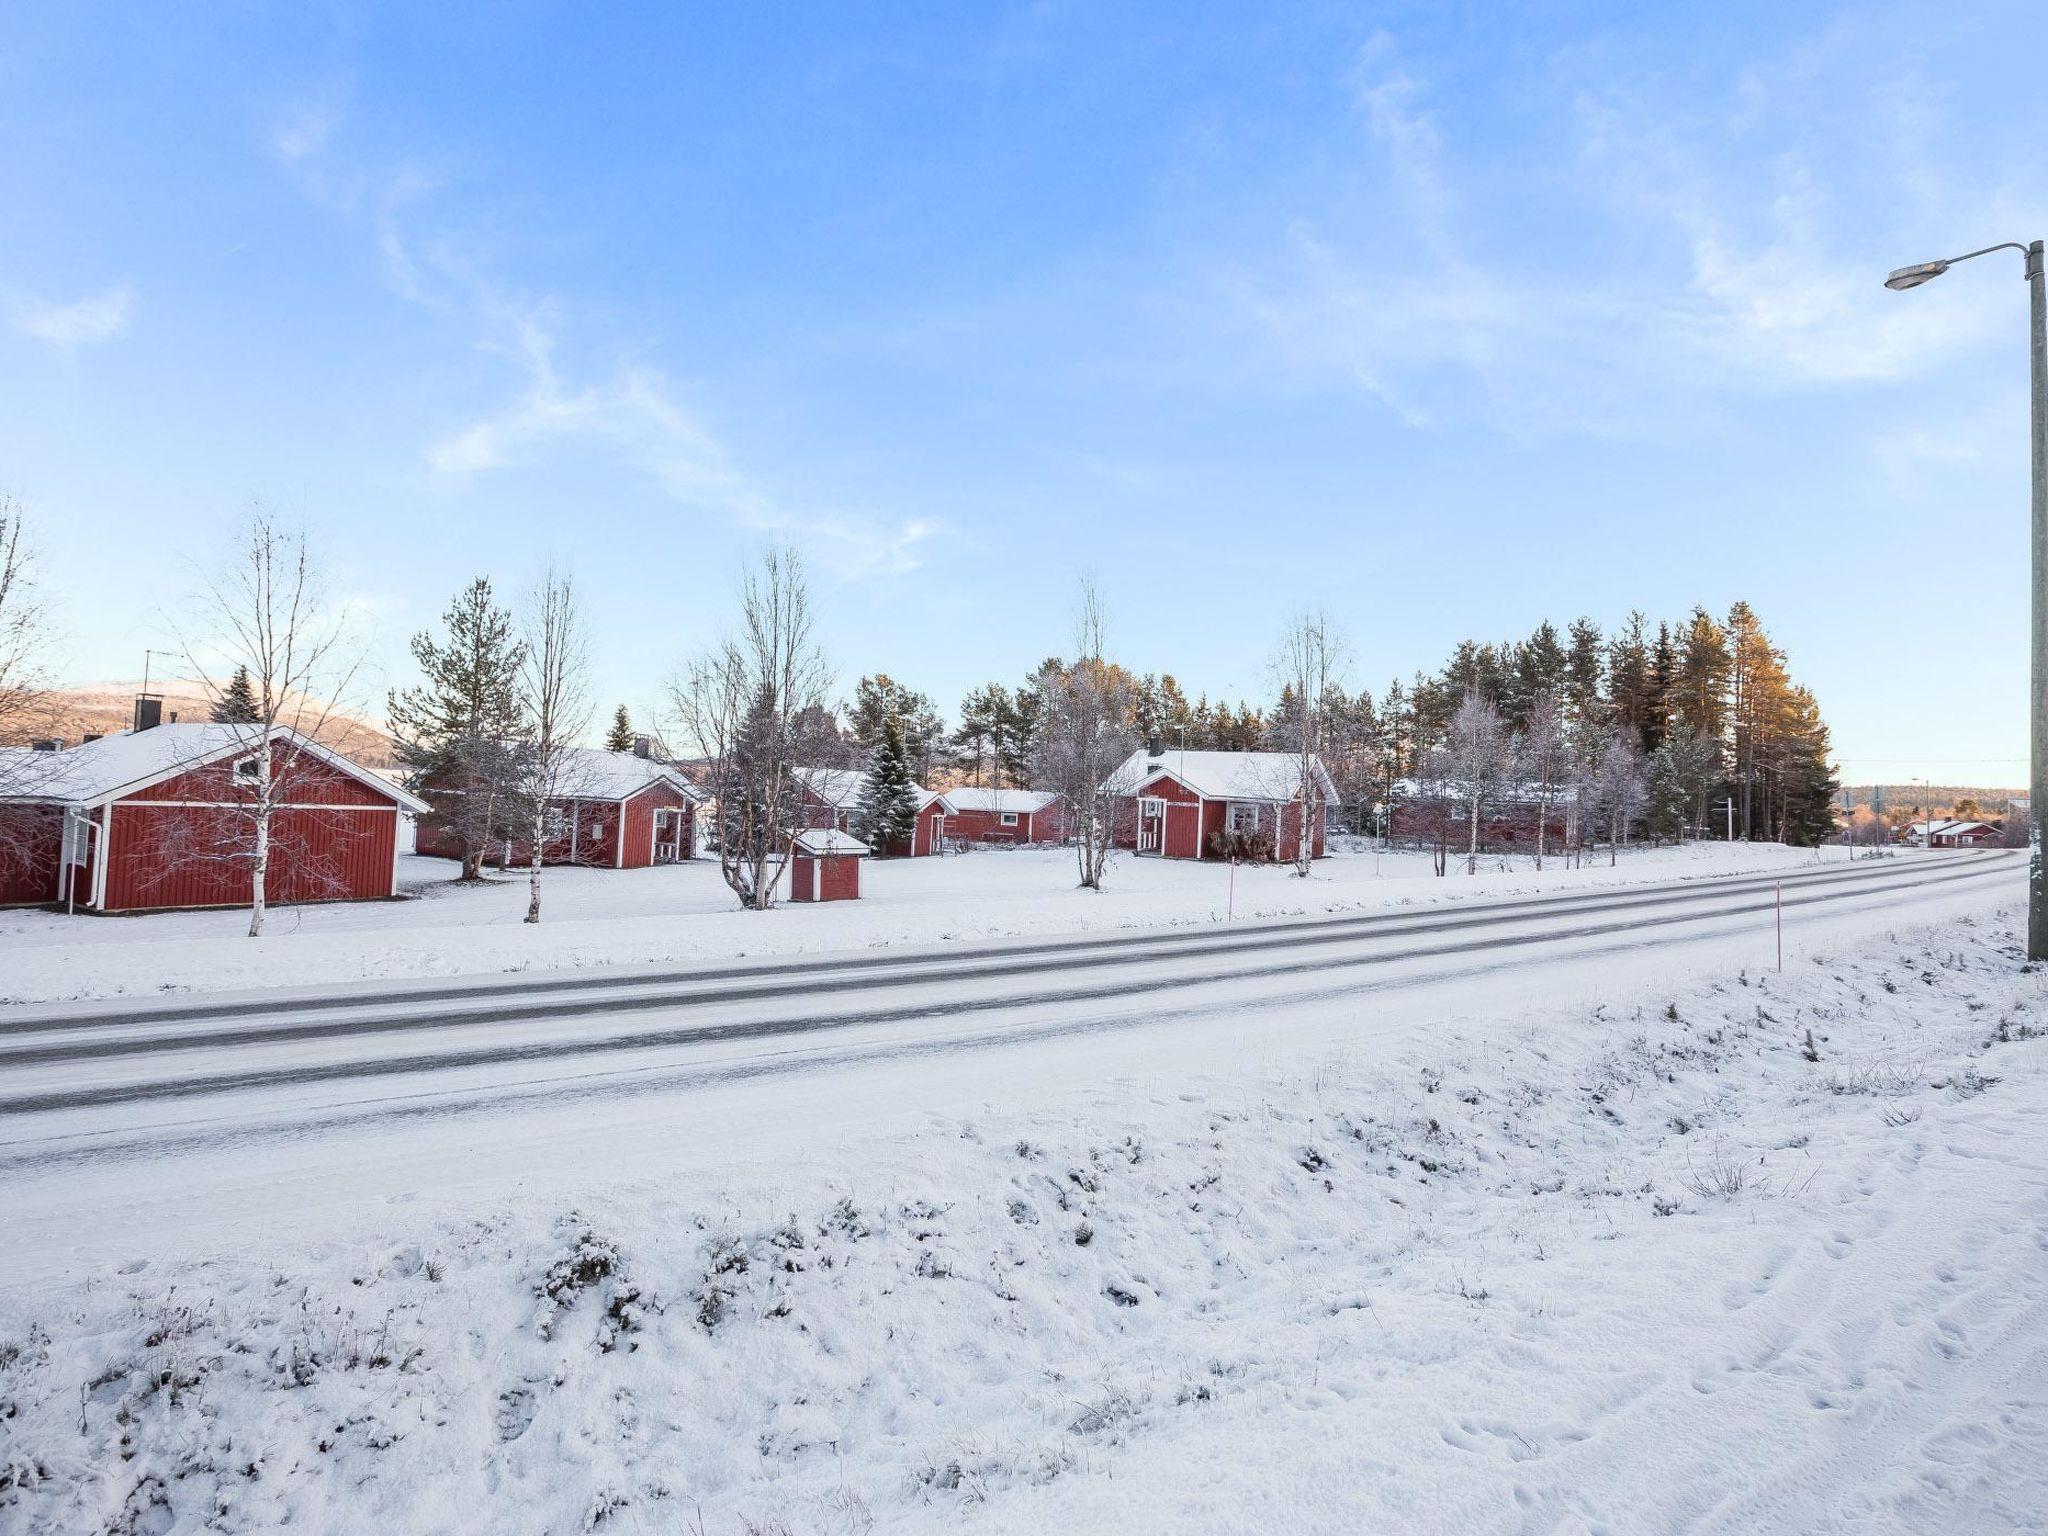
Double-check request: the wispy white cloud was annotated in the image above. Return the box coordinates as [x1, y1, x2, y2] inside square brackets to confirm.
[10, 283, 135, 348]
[272, 114, 943, 581]
[1230, 26, 2030, 439]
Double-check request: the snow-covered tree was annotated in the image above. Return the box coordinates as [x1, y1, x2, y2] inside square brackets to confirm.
[175, 513, 362, 936]
[1584, 729, 1648, 866]
[673, 549, 833, 910]
[1443, 688, 1515, 876]
[854, 714, 921, 854]
[515, 569, 592, 924]
[210, 665, 260, 724]
[0, 499, 58, 886]
[388, 577, 528, 882]
[1029, 582, 1139, 891]
[1520, 685, 1570, 870]
[1272, 610, 1344, 876]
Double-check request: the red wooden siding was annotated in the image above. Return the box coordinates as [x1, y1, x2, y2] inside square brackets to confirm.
[102, 803, 398, 912]
[145, 743, 390, 807]
[790, 852, 860, 901]
[944, 800, 1075, 845]
[618, 783, 694, 869]
[0, 803, 64, 904]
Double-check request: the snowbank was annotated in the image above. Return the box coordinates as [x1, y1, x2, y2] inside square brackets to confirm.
[0, 840, 1839, 1005]
[3, 905, 2041, 1534]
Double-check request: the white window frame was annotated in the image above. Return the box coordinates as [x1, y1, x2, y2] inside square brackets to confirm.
[999, 811, 1020, 827]
[1226, 801, 1260, 834]
[232, 753, 263, 785]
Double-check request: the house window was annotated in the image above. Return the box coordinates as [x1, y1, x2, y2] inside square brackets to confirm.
[544, 807, 568, 839]
[1000, 812, 1020, 827]
[1226, 802, 1260, 833]
[232, 754, 262, 785]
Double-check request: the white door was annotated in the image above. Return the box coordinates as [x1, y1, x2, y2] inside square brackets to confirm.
[1139, 797, 1166, 854]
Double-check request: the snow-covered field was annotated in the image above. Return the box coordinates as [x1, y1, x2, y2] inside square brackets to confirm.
[3, 895, 2041, 1534]
[0, 840, 1839, 1004]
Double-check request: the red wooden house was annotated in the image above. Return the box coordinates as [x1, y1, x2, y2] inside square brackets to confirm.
[413, 746, 702, 870]
[1102, 747, 1336, 863]
[794, 766, 946, 857]
[938, 787, 1075, 845]
[1387, 781, 1574, 854]
[0, 720, 426, 913]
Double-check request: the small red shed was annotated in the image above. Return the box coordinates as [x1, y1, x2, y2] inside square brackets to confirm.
[0, 721, 427, 913]
[788, 826, 869, 902]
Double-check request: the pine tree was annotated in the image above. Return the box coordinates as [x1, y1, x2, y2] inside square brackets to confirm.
[853, 715, 922, 854]
[388, 577, 528, 881]
[1606, 612, 1653, 750]
[211, 665, 260, 724]
[1564, 618, 1605, 749]
[603, 704, 634, 753]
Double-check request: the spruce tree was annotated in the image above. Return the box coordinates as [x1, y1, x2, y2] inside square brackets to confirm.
[604, 704, 635, 753]
[387, 577, 528, 880]
[853, 714, 921, 854]
[211, 665, 260, 724]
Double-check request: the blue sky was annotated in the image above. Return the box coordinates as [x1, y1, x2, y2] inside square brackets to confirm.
[2, 1, 2042, 785]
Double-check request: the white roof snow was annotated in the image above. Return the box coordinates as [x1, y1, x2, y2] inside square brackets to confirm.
[792, 827, 871, 856]
[1103, 748, 1340, 805]
[552, 747, 703, 804]
[1909, 819, 1995, 839]
[937, 787, 1063, 815]
[0, 723, 429, 813]
[796, 765, 938, 809]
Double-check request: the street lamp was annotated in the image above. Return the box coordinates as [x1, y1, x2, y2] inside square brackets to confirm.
[1886, 238, 2047, 959]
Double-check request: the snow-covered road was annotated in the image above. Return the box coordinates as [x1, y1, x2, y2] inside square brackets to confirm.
[0, 851, 2021, 1287]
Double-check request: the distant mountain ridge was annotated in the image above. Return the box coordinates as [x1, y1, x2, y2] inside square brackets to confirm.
[21, 681, 397, 769]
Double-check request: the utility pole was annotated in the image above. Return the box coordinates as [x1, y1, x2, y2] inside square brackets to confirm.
[1885, 236, 2047, 957]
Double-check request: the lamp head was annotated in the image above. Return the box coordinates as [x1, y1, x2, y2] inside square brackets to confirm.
[1884, 260, 1949, 291]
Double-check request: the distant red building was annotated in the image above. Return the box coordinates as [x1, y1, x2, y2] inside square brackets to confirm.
[1101, 747, 1335, 863]
[413, 746, 702, 870]
[0, 721, 426, 913]
[794, 766, 946, 857]
[1387, 782, 1573, 854]
[938, 787, 1075, 845]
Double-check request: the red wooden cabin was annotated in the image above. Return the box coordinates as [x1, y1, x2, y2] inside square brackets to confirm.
[0, 721, 426, 913]
[1387, 783, 1573, 854]
[413, 746, 702, 870]
[794, 766, 946, 857]
[937, 787, 1075, 845]
[1101, 747, 1335, 863]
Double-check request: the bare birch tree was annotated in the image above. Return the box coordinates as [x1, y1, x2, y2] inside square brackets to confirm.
[1587, 728, 1648, 866]
[1521, 685, 1570, 871]
[0, 498, 48, 753]
[1029, 581, 1138, 891]
[177, 512, 361, 936]
[0, 498, 61, 887]
[672, 549, 832, 910]
[1444, 687, 1514, 875]
[1272, 610, 1345, 876]
[517, 568, 593, 924]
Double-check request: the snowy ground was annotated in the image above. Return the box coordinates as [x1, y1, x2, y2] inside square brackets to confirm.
[0, 840, 1843, 1004]
[2, 886, 2041, 1533]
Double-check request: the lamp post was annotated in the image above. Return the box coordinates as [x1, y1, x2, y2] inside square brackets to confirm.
[1886, 239, 2047, 959]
